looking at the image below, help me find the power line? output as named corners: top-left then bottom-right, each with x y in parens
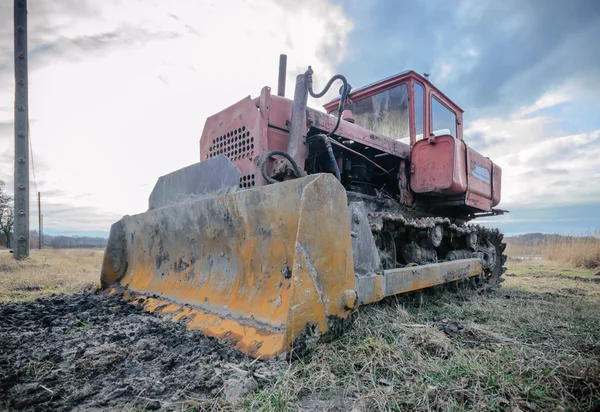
top-left (28, 120), bottom-right (42, 249)
top-left (28, 120), bottom-right (37, 195)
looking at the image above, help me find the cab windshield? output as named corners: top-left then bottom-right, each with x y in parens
top-left (342, 83), bottom-right (410, 142)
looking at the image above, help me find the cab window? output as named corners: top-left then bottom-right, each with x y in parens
top-left (414, 82), bottom-right (424, 140)
top-left (431, 96), bottom-right (457, 138)
top-left (341, 83), bottom-right (410, 142)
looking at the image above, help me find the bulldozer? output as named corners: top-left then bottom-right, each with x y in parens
top-left (101, 56), bottom-right (506, 359)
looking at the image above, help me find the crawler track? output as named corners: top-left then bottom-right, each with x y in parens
top-left (367, 212), bottom-right (507, 290)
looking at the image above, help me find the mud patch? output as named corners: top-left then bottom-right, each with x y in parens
top-left (507, 272), bottom-right (600, 283)
top-left (0, 293), bottom-right (285, 410)
top-left (297, 388), bottom-right (364, 411)
top-left (10, 285), bottom-right (42, 292)
top-left (559, 287), bottom-right (588, 296)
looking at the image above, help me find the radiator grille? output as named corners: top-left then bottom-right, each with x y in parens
top-left (207, 125), bottom-right (255, 162)
top-left (239, 173), bottom-right (255, 189)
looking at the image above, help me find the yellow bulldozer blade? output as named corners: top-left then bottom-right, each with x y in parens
top-left (101, 157), bottom-right (487, 359)
top-left (101, 173), bottom-right (356, 359)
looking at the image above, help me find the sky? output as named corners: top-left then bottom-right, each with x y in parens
top-left (0, 0), bottom-right (599, 237)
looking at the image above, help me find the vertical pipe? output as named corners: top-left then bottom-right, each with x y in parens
top-left (287, 71), bottom-right (309, 167)
top-left (13, 0), bottom-right (29, 259)
top-left (277, 54), bottom-right (287, 97)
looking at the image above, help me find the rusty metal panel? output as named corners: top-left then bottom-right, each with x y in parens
top-left (200, 90), bottom-right (267, 188)
top-left (465, 191), bottom-right (494, 211)
top-left (266, 93), bottom-right (411, 160)
top-left (356, 258), bottom-right (482, 305)
top-left (492, 163), bottom-right (502, 207)
top-left (268, 94), bottom-right (293, 131)
top-left (466, 146), bottom-right (493, 200)
top-left (308, 108), bottom-right (411, 159)
top-left (411, 135), bottom-right (467, 194)
top-left (101, 174), bottom-right (355, 359)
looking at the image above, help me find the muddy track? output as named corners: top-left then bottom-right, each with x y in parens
top-left (0, 293), bottom-right (284, 411)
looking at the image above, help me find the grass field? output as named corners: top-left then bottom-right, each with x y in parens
top-left (0, 249), bottom-right (102, 301)
top-left (1, 249), bottom-right (599, 411)
top-left (243, 260), bottom-right (600, 411)
top-left (506, 235), bottom-right (600, 269)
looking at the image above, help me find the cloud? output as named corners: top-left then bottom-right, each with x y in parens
top-left (1, 0), bottom-right (598, 236)
top-left (338, 0), bottom-right (600, 117)
top-left (0, 0), bottom-right (353, 234)
top-left (465, 105), bottom-right (600, 207)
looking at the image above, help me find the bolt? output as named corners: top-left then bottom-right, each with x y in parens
top-left (281, 266), bottom-right (292, 279)
top-left (343, 290), bottom-right (357, 310)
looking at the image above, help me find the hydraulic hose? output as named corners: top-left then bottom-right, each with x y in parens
top-left (260, 150), bottom-right (304, 184)
top-left (307, 68), bottom-right (351, 137)
top-left (314, 134), bottom-right (341, 181)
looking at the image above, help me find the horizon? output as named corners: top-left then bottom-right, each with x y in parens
top-left (1, 0), bottom-right (599, 237)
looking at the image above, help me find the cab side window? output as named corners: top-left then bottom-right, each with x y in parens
top-left (414, 82), bottom-right (424, 140)
top-left (431, 96), bottom-right (457, 138)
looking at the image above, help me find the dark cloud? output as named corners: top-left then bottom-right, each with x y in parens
top-left (529, 134), bottom-right (600, 167)
top-left (466, 131), bottom-right (507, 152)
top-left (338, 0), bottom-right (600, 117)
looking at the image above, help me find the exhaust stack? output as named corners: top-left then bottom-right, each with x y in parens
top-left (277, 54), bottom-right (287, 97)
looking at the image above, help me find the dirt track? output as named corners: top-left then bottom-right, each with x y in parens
top-left (0, 292), bottom-right (284, 410)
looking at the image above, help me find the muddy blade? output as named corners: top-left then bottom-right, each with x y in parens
top-left (101, 174), bottom-right (355, 359)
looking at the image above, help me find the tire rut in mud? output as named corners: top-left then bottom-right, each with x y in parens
top-left (0, 292), bottom-right (282, 410)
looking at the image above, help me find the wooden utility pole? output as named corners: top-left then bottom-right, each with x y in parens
top-left (13, 0), bottom-right (29, 259)
top-left (37, 191), bottom-right (41, 249)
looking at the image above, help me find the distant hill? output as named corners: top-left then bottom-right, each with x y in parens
top-left (506, 232), bottom-right (600, 268)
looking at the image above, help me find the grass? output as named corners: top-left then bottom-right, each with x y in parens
top-left (1, 249), bottom-right (599, 410)
top-left (242, 261), bottom-right (600, 411)
top-left (506, 235), bottom-right (600, 269)
top-left (0, 248), bottom-right (103, 301)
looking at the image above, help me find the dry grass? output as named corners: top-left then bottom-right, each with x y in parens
top-left (507, 235), bottom-right (600, 269)
top-left (0, 248), bottom-right (104, 301)
top-left (243, 260), bottom-right (600, 411)
top-left (1, 249), bottom-right (599, 410)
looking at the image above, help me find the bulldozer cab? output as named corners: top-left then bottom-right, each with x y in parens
top-left (323, 71), bottom-right (464, 146)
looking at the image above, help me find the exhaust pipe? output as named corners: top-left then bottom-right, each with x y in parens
top-left (277, 54), bottom-right (287, 97)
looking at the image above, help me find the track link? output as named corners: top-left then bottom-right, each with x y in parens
top-left (367, 212), bottom-right (507, 290)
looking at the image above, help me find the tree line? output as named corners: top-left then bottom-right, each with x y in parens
top-left (0, 180), bottom-right (14, 247)
top-left (28, 230), bottom-right (107, 249)
top-left (0, 180), bottom-right (107, 249)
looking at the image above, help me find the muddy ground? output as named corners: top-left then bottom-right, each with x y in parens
top-left (0, 292), bottom-right (285, 411)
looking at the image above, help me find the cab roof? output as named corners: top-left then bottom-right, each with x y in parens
top-left (323, 70), bottom-right (464, 114)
